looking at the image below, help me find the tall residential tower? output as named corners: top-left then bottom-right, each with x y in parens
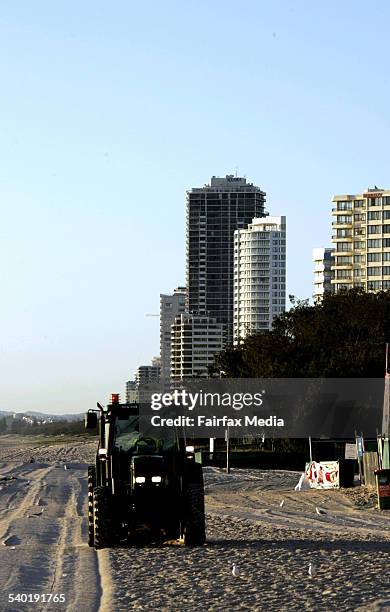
top-left (160, 287), bottom-right (186, 381)
top-left (234, 216), bottom-right (286, 342)
top-left (186, 175), bottom-right (266, 345)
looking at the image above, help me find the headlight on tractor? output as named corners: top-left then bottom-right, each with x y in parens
top-left (151, 476), bottom-right (162, 483)
top-left (135, 476), bottom-right (146, 484)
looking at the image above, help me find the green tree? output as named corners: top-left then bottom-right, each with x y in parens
top-left (214, 289), bottom-right (390, 378)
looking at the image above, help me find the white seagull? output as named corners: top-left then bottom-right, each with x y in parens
top-left (308, 563), bottom-right (315, 577)
top-left (232, 563), bottom-right (240, 577)
top-left (294, 473), bottom-right (305, 491)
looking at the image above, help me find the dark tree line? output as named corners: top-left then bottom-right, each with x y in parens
top-left (214, 289), bottom-right (390, 378)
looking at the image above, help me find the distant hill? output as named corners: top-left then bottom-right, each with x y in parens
top-left (0, 410), bottom-right (84, 422)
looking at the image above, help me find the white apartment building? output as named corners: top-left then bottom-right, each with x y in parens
top-left (170, 314), bottom-right (224, 382)
top-left (331, 187), bottom-right (390, 292)
top-left (135, 364), bottom-right (160, 388)
top-left (234, 216), bottom-right (286, 342)
top-left (125, 380), bottom-right (139, 404)
top-left (160, 287), bottom-right (186, 381)
top-left (313, 247), bottom-right (334, 303)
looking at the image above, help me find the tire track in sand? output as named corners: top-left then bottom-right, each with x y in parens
top-left (46, 469), bottom-right (110, 612)
top-left (0, 465), bottom-right (53, 541)
top-left (97, 550), bottom-right (115, 612)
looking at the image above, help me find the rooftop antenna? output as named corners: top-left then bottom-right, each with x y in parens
top-left (235, 166), bottom-right (238, 177)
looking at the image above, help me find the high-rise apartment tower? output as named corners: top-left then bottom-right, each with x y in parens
top-left (234, 216), bottom-right (286, 341)
top-left (186, 175), bottom-right (266, 345)
top-left (160, 287), bottom-right (186, 381)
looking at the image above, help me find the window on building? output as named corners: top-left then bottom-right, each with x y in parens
top-left (337, 201), bottom-right (352, 211)
top-left (368, 197), bottom-right (382, 206)
top-left (368, 211), bottom-right (381, 220)
top-left (368, 281), bottom-right (382, 289)
top-left (338, 215), bottom-right (352, 224)
top-left (337, 243), bottom-right (351, 252)
top-left (367, 267), bottom-right (381, 276)
top-left (368, 253), bottom-right (381, 262)
top-left (368, 239), bottom-right (382, 248)
top-left (336, 256), bottom-right (352, 264)
top-left (354, 241), bottom-right (366, 249)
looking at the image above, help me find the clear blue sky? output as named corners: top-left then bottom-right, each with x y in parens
top-left (1, 1), bottom-right (390, 413)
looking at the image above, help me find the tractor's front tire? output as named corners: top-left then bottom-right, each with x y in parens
top-left (87, 466), bottom-right (96, 547)
top-left (183, 463), bottom-right (206, 546)
top-left (93, 486), bottom-right (111, 549)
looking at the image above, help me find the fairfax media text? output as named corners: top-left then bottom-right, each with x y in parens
top-left (150, 415), bottom-right (285, 428)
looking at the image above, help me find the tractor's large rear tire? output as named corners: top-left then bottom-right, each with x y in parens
top-left (183, 463), bottom-right (206, 546)
top-left (87, 466), bottom-right (96, 547)
top-left (93, 486), bottom-right (111, 549)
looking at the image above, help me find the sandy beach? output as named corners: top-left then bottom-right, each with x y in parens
top-left (0, 436), bottom-right (389, 611)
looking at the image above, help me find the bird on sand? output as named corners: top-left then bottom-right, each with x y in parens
top-left (294, 473), bottom-right (305, 491)
top-left (232, 563), bottom-right (240, 577)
